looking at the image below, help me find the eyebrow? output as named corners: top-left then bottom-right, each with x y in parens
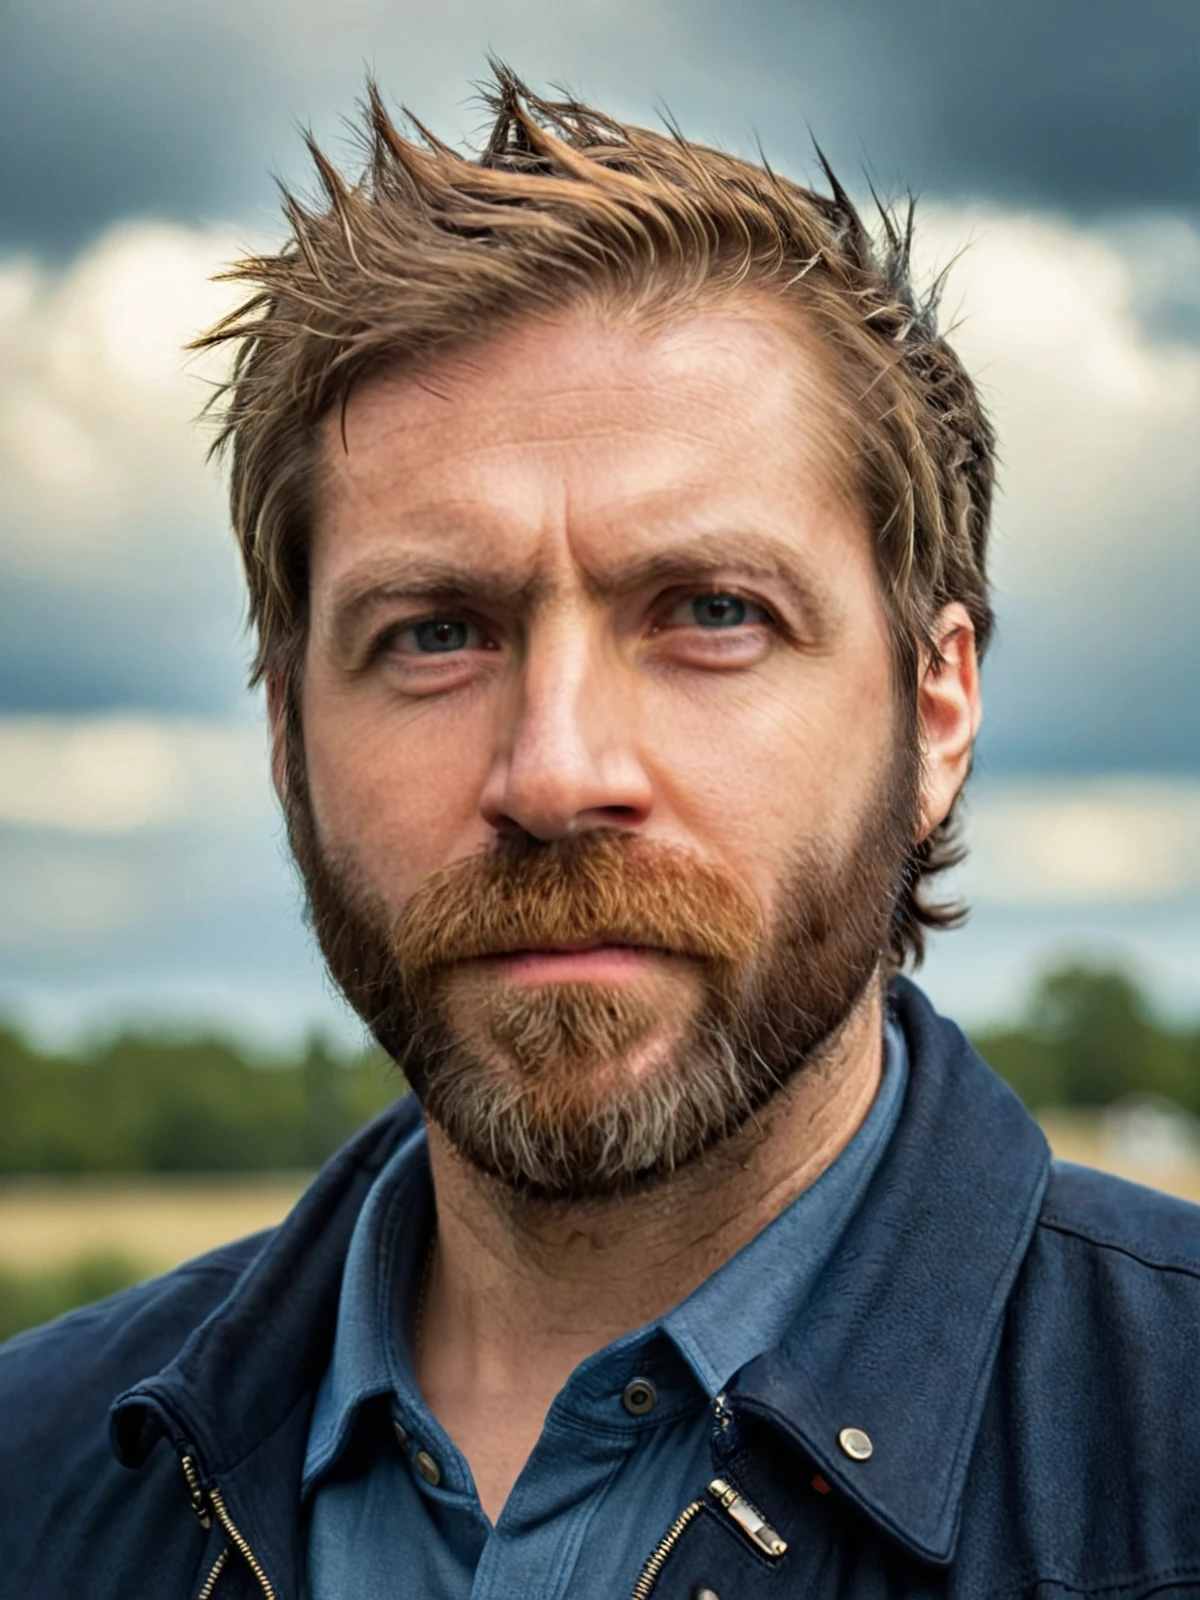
top-left (324, 531), bottom-right (839, 658)
top-left (324, 557), bottom-right (546, 660)
top-left (590, 532), bottom-right (839, 632)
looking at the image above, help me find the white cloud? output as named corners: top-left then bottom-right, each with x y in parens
top-left (2, 202), bottom-right (1195, 581)
top-left (0, 847), bottom-right (151, 943)
top-left (0, 199), bottom-right (1196, 760)
top-left (911, 206), bottom-right (1200, 597)
top-left (0, 716), bottom-right (1197, 1037)
top-left (962, 777), bottom-right (1200, 905)
top-left (0, 715), bottom-right (271, 833)
top-left (0, 222), bottom-right (241, 577)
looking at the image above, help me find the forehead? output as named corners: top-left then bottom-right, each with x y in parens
top-left (311, 300), bottom-right (863, 588)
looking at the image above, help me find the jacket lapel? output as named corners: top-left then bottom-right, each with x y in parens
top-left (729, 979), bottom-right (1050, 1564)
top-left (110, 1095), bottom-right (423, 1598)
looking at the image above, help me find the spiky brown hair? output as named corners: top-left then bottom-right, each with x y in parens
top-left (196, 64), bottom-right (995, 970)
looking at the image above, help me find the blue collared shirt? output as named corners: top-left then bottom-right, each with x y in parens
top-left (302, 1020), bottom-right (908, 1598)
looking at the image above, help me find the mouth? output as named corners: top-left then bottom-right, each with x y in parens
top-left (473, 938), bottom-right (673, 986)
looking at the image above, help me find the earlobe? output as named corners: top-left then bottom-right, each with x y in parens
top-left (917, 604), bottom-right (982, 840)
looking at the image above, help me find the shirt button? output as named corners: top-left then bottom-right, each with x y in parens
top-left (622, 1378), bottom-right (658, 1416)
top-left (414, 1449), bottom-right (442, 1486)
top-left (838, 1426), bottom-right (874, 1461)
top-left (392, 1420), bottom-right (409, 1451)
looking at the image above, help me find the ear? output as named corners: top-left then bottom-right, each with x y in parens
top-left (264, 670), bottom-right (290, 807)
top-left (917, 603), bottom-right (982, 840)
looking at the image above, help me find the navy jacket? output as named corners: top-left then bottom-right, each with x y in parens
top-left (3, 980), bottom-right (1200, 1599)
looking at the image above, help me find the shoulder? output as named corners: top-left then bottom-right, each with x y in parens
top-left (1013, 1159), bottom-right (1200, 1365)
top-left (1037, 1158), bottom-right (1200, 1275)
top-left (993, 1164), bottom-right (1200, 1549)
top-left (1014, 1158), bottom-right (1200, 1379)
top-left (0, 1237), bottom-right (265, 1589)
top-left (0, 1229), bottom-right (268, 1450)
top-left (953, 1164), bottom-right (1200, 1585)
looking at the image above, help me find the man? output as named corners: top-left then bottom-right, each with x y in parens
top-left (2, 69), bottom-right (1198, 1599)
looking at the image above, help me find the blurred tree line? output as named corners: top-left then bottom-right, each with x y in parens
top-left (0, 963), bottom-right (1197, 1178)
top-left (2, 961), bottom-right (1198, 1341)
top-left (0, 1025), bottom-right (401, 1176)
top-left (971, 964), bottom-right (1200, 1115)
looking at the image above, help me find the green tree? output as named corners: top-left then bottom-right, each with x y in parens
top-left (972, 963), bottom-right (1198, 1114)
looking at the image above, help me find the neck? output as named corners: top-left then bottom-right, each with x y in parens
top-left (414, 979), bottom-right (886, 1520)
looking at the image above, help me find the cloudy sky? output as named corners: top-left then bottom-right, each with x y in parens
top-left (1, 0), bottom-right (1197, 1043)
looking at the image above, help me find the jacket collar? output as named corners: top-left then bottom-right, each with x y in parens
top-left (110, 1095), bottom-right (424, 1595)
top-left (110, 980), bottom-right (1049, 1582)
top-left (730, 977), bottom-right (1050, 1566)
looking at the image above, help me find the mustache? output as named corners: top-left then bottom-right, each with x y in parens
top-left (390, 829), bottom-right (762, 987)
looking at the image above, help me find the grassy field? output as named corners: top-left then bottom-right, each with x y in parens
top-left (1036, 1111), bottom-right (1200, 1204)
top-left (0, 1172), bottom-right (311, 1274)
top-left (1, 1116), bottom-right (1198, 1342)
top-left (1, 1117), bottom-right (1198, 1285)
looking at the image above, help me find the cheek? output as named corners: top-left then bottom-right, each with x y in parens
top-left (642, 653), bottom-right (894, 878)
top-left (301, 684), bottom-right (494, 898)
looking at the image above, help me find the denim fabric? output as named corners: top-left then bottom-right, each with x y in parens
top-left (5, 981), bottom-right (1200, 1599)
top-left (301, 1023), bottom-right (908, 1599)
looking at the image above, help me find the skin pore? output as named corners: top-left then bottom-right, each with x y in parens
top-left (276, 299), bottom-right (980, 1522)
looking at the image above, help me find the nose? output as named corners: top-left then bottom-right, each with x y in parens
top-left (479, 615), bottom-right (654, 841)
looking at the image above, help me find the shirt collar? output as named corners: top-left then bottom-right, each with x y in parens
top-left (303, 1119), bottom-right (433, 1493)
top-left (302, 1017), bottom-right (909, 1495)
top-left (110, 981), bottom-right (1050, 1583)
top-left (663, 1017), bottom-right (908, 1397)
top-left (728, 977), bottom-right (1050, 1567)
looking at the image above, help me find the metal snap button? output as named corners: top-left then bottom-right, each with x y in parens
top-left (414, 1449), bottom-right (442, 1485)
top-left (838, 1426), bottom-right (873, 1461)
top-left (392, 1419), bottom-right (409, 1451)
top-left (693, 1589), bottom-right (721, 1600)
top-left (622, 1377), bottom-right (658, 1416)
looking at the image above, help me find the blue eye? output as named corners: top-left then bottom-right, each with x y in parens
top-left (690, 594), bottom-right (752, 628)
top-left (412, 619), bottom-right (471, 653)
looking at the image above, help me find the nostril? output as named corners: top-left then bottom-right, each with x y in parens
top-left (491, 813), bottom-right (530, 839)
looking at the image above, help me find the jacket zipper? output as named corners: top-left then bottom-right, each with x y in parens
top-left (197, 1547), bottom-right (229, 1600)
top-left (182, 1454), bottom-right (782, 1600)
top-left (630, 1497), bottom-right (705, 1600)
top-left (181, 1454), bottom-right (278, 1600)
top-left (706, 1476), bottom-right (788, 1556)
top-left (630, 1476), bottom-right (787, 1598)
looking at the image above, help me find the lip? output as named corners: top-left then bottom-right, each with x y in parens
top-left (478, 941), bottom-right (669, 985)
top-left (495, 937), bottom-right (653, 956)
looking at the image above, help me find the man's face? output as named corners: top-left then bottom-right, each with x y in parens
top-left (287, 301), bottom-right (916, 1196)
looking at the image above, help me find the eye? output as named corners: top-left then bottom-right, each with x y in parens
top-left (386, 616), bottom-right (487, 656)
top-left (666, 592), bottom-right (773, 630)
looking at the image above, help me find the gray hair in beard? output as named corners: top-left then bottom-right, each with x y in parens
top-left (280, 693), bottom-right (920, 1199)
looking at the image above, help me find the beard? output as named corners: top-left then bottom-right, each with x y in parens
top-left (283, 711), bottom-right (919, 1201)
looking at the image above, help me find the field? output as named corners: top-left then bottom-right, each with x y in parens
top-left (1036, 1110), bottom-right (1200, 1204)
top-left (0, 1171), bottom-right (310, 1274)
top-left (1, 1117), bottom-right (1198, 1287)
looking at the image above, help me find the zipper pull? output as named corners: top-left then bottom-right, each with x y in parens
top-left (706, 1477), bottom-right (788, 1558)
top-left (181, 1452), bottom-right (213, 1529)
top-left (713, 1392), bottom-right (734, 1435)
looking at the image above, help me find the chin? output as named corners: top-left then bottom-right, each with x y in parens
top-left (441, 970), bottom-right (702, 1080)
top-left (410, 998), bottom-right (771, 1201)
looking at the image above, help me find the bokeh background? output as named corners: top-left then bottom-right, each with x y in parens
top-left (1, 0), bottom-right (1197, 1335)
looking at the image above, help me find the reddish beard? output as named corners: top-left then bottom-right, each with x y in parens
top-left (283, 715), bottom-right (919, 1199)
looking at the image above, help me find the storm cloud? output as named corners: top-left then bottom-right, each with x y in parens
top-left (0, 0), bottom-right (1195, 259)
top-left (1, 0), bottom-right (1197, 1033)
